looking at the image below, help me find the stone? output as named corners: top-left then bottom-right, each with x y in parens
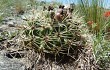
top-left (0, 51), bottom-right (26, 70)
top-left (8, 24), bottom-right (15, 27)
top-left (7, 21), bottom-right (15, 27)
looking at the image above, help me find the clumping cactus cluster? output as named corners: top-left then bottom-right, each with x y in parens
top-left (19, 4), bottom-right (87, 61)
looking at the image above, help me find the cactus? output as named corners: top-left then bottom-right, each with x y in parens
top-left (20, 9), bottom-right (86, 60)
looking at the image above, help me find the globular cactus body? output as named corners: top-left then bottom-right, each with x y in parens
top-left (21, 7), bottom-right (85, 57)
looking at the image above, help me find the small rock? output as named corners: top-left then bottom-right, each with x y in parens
top-left (21, 16), bottom-right (28, 21)
top-left (8, 24), bottom-right (15, 27)
top-left (7, 21), bottom-right (16, 27)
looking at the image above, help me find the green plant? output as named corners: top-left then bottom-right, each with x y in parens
top-left (76, 0), bottom-right (110, 69)
top-left (93, 32), bottom-right (110, 70)
top-left (19, 9), bottom-right (86, 61)
top-left (77, 0), bottom-right (105, 33)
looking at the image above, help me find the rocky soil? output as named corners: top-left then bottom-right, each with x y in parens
top-left (0, 14), bottom-right (33, 70)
